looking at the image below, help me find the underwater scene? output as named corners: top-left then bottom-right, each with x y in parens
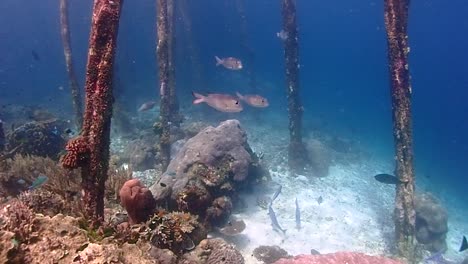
top-left (0, 0), bottom-right (467, 263)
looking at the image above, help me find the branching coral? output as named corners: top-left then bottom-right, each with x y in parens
top-left (0, 154), bottom-right (80, 198)
top-left (0, 200), bottom-right (36, 243)
top-left (106, 164), bottom-right (132, 202)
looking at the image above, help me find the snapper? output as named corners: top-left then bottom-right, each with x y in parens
top-left (192, 92), bottom-right (243, 113)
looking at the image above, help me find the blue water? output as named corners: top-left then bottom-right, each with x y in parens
top-left (0, 0), bottom-right (467, 207)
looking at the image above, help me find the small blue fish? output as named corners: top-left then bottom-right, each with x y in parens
top-left (29, 175), bottom-right (48, 190)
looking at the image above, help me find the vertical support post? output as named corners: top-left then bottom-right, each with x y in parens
top-left (156, 0), bottom-right (172, 171)
top-left (281, 0), bottom-right (308, 174)
top-left (236, 0), bottom-right (257, 90)
top-left (167, 0), bottom-right (181, 126)
top-left (0, 119), bottom-right (5, 152)
top-left (60, 0), bottom-right (83, 128)
top-left (61, 0), bottom-right (123, 226)
top-left (384, 0), bottom-right (416, 261)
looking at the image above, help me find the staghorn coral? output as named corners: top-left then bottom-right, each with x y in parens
top-left (0, 154), bottom-right (80, 198)
top-left (146, 211), bottom-right (206, 255)
top-left (119, 179), bottom-right (156, 224)
top-left (106, 164), bottom-right (133, 202)
top-left (0, 200), bottom-right (37, 243)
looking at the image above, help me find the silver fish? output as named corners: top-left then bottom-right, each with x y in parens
top-left (295, 198), bottom-right (301, 230)
top-left (214, 56), bottom-right (243, 70)
top-left (269, 185), bottom-right (282, 206)
top-left (268, 205), bottom-right (286, 234)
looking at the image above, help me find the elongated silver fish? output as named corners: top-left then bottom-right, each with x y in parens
top-left (295, 198), bottom-right (301, 230)
top-left (268, 205), bottom-right (286, 234)
top-left (269, 185), bottom-right (282, 206)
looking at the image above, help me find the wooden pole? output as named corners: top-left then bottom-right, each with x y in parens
top-left (167, 0), bottom-right (181, 126)
top-left (236, 0), bottom-right (257, 90)
top-left (61, 0), bottom-right (123, 226)
top-left (156, 0), bottom-right (172, 171)
top-left (59, 0), bottom-right (83, 128)
top-left (281, 0), bottom-right (308, 174)
top-left (384, 0), bottom-right (416, 261)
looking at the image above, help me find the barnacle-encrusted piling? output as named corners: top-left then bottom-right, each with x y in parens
top-left (167, 0), bottom-right (180, 126)
top-left (384, 0), bottom-right (416, 260)
top-left (236, 0), bottom-right (256, 90)
top-left (178, 0), bottom-right (204, 87)
top-left (156, 0), bottom-right (174, 170)
top-left (59, 0), bottom-right (83, 128)
top-left (0, 119), bottom-right (5, 152)
top-left (61, 0), bottom-right (123, 225)
top-left (281, 0), bottom-right (308, 174)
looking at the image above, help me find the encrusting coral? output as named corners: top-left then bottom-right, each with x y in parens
top-left (145, 211), bottom-right (207, 255)
top-left (414, 192), bottom-right (448, 252)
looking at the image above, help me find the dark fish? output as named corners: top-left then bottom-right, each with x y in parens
top-left (310, 249), bottom-right (321, 255)
top-left (268, 205), bottom-right (286, 234)
top-left (215, 56), bottom-right (243, 70)
top-left (64, 128), bottom-right (73, 134)
top-left (317, 196), bottom-right (323, 205)
top-left (31, 50), bottom-right (40, 61)
top-left (374, 173), bottom-right (409, 185)
top-left (269, 185), bottom-right (282, 206)
top-left (295, 198), bottom-right (301, 230)
top-left (460, 235), bottom-right (467, 252)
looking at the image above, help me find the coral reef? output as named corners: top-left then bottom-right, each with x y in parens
top-left (122, 137), bottom-right (158, 171)
top-left (106, 164), bottom-right (133, 202)
top-left (305, 138), bottom-right (331, 178)
top-left (0, 212), bottom-right (158, 263)
top-left (150, 120), bottom-right (266, 227)
top-left (145, 211), bottom-right (207, 255)
top-left (179, 238), bottom-right (244, 264)
top-left (18, 189), bottom-right (79, 217)
top-left (414, 192), bottom-right (448, 252)
top-left (0, 154), bottom-right (80, 198)
top-left (0, 200), bottom-right (36, 243)
top-left (273, 252), bottom-right (402, 264)
top-left (119, 179), bottom-right (156, 224)
top-left (6, 120), bottom-right (67, 159)
top-left (218, 218), bottom-right (245, 236)
top-left (253, 245), bottom-right (290, 264)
